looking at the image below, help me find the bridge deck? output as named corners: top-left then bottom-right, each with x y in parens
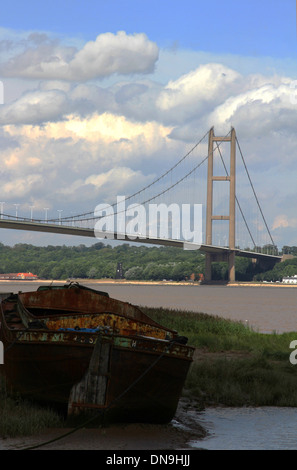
top-left (0, 219), bottom-right (281, 263)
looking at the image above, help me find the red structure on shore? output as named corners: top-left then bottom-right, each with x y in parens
top-left (0, 272), bottom-right (38, 280)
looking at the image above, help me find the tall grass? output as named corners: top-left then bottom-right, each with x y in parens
top-left (143, 306), bottom-right (297, 356)
top-left (0, 375), bottom-right (63, 438)
top-left (185, 356), bottom-right (297, 407)
top-left (144, 306), bottom-right (297, 407)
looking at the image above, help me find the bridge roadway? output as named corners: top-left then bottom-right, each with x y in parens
top-left (0, 218), bottom-right (281, 266)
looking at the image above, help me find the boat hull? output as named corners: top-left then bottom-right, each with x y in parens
top-left (1, 329), bottom-right (193, 424)
top-left (0, 284), bottom-right (194, 424)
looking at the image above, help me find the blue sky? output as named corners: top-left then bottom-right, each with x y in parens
top-left (0, 0), bottom-right (297, 249)
top-left (2, 0), bottom-right (295, 57)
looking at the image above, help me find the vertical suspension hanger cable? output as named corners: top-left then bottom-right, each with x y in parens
top-left (235, 136), bottom-right (276, 252)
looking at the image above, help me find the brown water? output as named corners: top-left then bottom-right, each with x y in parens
top-left (85, 283), bottom-right (297, 334)
top-left (1, 281), bottom-right (297, 333)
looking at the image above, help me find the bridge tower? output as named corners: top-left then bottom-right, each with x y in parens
top-left (205, 127), bottom-right (236, 282)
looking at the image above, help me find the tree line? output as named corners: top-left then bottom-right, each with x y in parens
top-left (0, 242), bottom-right (296, 282)
top-left (0, 242), bottom-right (205, 281)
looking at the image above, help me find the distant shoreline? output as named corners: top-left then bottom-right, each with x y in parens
top-left (0, 279), bottom-right (296, 287)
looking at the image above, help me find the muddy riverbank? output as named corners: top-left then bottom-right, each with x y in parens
top-left (0, 398), bottom-right (206, 450)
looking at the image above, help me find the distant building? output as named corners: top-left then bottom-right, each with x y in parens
top-left (115, 263), bottom-right (124, 279)
top-left (282, 275), bottom-right (297, 284)
top-left (0, 272), bottom-right (38, 280)
top-left (17, 272), bottom-right (39, 280)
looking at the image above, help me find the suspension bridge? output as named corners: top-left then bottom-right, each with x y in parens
top-left (0, 127), bottom-right (282, 281)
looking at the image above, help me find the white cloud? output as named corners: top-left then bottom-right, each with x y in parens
top-left (3, 174), bottom-right (44, 198)
top-left (156, 63), bottom-right (241, 122)
top-left (1, 112), bottom-right (175, 211)
top-left (85, 167), bottom-right (147, 188)
top-left (68, 32), bottom-right (159, 80)
top-left (207, 79), bottom-right (296, 136)
top-left (0, 89), bottom-right (69, 124)
top-left (0, 31), bottom-right (159, 81)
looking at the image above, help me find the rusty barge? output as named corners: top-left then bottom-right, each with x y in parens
top-left (0, 283), bottom-right (194, 424)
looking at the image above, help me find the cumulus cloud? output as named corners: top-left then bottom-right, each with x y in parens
top-left (0, 31), bottom-right (159, 81)
top-left (164, 72), bottom-right (297, 147)
top-left (0, 89), bottom-right (69, 124)
top-left (2, 28), bottom-right (297, 247)
top-left (207, 79), bottom-right (296, 136)
top-left (2, 174), bottom-right (44, 198)
top-left (0, 111), bottom-right (175, 212)
top-left (156, 63), bottom-right (241, 123)
top-left (68, 32), bottom-right (159, 80)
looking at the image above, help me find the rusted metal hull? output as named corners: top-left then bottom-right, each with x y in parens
top-left (0, 284), bottom-right (194, 424)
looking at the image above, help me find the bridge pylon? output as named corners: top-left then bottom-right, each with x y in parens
top-left (205, 127), bottom-right (236, 282)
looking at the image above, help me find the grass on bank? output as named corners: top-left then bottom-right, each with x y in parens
top-left (143, 306), bottom-right (297, 358)
top-left (1, 306), bottom-right (297, 437)
top-left (144, 306), bottom-right (297, 408)
top-left (0, 376), bottom-right (62, 438)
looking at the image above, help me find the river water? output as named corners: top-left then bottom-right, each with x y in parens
top-left (86, 282), bottom-right (297, 334)
top-left (3, 281), bottom-right (297, 333)
top-left (2, 281), bottom-right (297, 450)
top-left (189, 406), bottom-right (297, 450)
